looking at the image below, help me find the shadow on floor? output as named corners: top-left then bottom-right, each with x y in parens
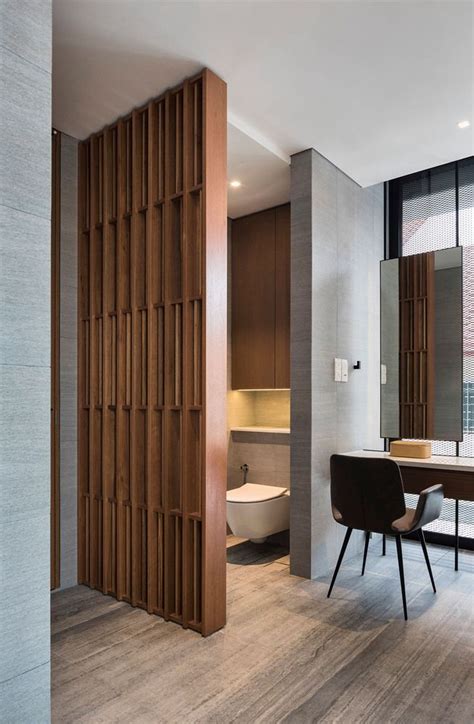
top-left (226, 538), bottom-right (289, 566)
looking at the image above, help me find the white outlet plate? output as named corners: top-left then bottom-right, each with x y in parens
top-left (341, 358), bottom-right (348, 382)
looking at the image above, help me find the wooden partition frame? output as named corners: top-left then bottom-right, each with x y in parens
top-left (78, 69), bottom-right (227, 634)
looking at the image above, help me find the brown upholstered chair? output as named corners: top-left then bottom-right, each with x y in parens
top-left (328, 454), bottom-right (444, 619)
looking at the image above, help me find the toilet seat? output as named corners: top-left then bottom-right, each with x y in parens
top-left (226, 483), bottom-right (287, 504)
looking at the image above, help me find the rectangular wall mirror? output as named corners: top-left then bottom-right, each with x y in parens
top-left (381, 247), bottom-right (463, 441)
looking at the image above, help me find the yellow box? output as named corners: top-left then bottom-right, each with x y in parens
top-left (389, 440), bottom-right (432, 459)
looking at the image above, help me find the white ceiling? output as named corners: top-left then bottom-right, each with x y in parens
top-left (54, 0), bottom-right (473, 197)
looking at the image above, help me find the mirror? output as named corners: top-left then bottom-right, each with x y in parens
top-left (381, 247), bottom-right (463, 441)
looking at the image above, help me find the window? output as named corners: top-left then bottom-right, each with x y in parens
top-left (388, 156), bottom-right (474, 540)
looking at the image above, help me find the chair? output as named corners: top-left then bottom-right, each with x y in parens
top-left (327, 454), bottom-right (444, 619)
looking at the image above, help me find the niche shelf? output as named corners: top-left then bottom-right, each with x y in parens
top-left (231, 426), bottom-right (289, 434)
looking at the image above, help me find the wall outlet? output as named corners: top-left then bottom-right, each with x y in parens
top-left (381, 364), bottom-right (387, 385)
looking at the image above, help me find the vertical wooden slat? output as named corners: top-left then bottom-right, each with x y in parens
top-left (130, 109), bottom-right (140, 606)
top-left (116, 119), bottom-right (127, 601)
top-left (78, 140), bottom-right (88, 584)
top-left (201, 69), bottom-right (227, 635)
top-left (102, 126), bottom-right (112, 595)
top-left (181, 80), bottom-right (190, 625)
top-left (89, 136), bottom-right (98, 589)
top-left (146, 100), bottom-right (156, 613)
top-left (163, 89), bottom-right (171, 621)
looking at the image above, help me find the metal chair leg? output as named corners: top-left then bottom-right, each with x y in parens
top-left (361, 531), bottom-right (370, 575)
top-left (327, 527), bottom-right (353, 598)
top-left (418, 528), bottom-right (436, 593)
top-left (395, 535), bottom-right (408, 620)
top-left (455, 499), bottom-right (459, 571)
top-left (382, 534), bottom-right (386, 556)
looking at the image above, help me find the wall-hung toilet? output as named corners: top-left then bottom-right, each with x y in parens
top-left (226, 483), bottom-right (290, 543)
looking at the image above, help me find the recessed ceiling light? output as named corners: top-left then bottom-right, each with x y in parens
top-left (457, 120), bottom-right (470, 129)
top-left (229, 180), bottom-right (242, 188)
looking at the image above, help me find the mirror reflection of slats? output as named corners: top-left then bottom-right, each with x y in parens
top-left (399, 253), bottom-right (435, 439)
top-left (381, 247), bottom-right (463, 442)
top-left (78, 70), bottom-right (227, 634)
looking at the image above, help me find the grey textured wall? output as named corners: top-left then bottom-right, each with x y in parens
top-left (0, 0), bottom-right (52, 720)
top-left (290, 149), bottom-right (383, 580)
top-left (59, 134), bottom-right (78, 589)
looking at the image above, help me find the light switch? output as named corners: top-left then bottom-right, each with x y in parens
top-left (341, 358), bottom-right (348, 382)
top-left (334, 358), bottom-right (342, 382)
top-left (381, 364), bottom-right (387, 385)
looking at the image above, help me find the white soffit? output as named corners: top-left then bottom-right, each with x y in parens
top-left (227, 123), bottom-right (290, 218)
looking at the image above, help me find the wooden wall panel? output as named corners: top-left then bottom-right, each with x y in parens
top-left (275, 204), bottom-right (291, 388)
top-left (231, 208), bottom-right (276, 389)
top-left (78, 69), bottom-right (227, 634)
top-left (231, 203), bottom-right (290, 390)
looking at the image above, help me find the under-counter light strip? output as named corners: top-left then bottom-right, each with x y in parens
top-left (235, 388), bottom-right (290, 392)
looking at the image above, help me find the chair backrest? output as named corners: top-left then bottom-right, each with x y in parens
top-left (330, 454), bottom-right (406, 534)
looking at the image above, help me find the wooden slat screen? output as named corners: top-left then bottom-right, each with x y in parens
top-left (78, 70), bottom-right (227, 634)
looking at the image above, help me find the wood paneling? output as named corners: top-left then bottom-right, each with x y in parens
top-left (401, 466), bottom-right (474, 502)
top-left (78, 69), bottom-right (227, 634)
top-left (275, 204), bottom-right (290, 388)
top-left (51, 128), bottom-right (61, 590)
top-left (399, 252), bottom-right (435, 439)
top-left (231, 203), bottom-right (290, 390)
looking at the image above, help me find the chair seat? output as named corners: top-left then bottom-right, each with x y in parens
top-left (391, 508), bottom-right (417, 533)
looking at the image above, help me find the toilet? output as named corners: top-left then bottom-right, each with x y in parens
top-left (226, 483), bottom-right (290, 543)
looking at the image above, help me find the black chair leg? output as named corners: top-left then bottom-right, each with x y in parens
top-left (382, 534), bottom-right (386, 556)
top-left (327, 527), bottom-right (353, 598)
top-left (418, 528), bottom-right (436, 593)
top-left (361, 531), bottom-right (370, 575)
top-left (395, 535), bottom-right (408, 621)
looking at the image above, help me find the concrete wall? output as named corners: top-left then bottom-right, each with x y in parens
top-left (0, 1), bottom-right (52, 719)
top-left (290, 148), bottom-right (384, 580)
top-left (59, 134), bottom-right (78, 589)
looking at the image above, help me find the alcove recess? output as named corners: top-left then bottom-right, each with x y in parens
top-left (78, 69), bottom-right (227, 635)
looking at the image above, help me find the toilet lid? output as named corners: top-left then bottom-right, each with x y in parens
top-left (226, 483), bottom-right (288, 503)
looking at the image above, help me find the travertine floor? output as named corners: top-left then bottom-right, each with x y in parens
top-left (51, 537), bottom-right (473, 723)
